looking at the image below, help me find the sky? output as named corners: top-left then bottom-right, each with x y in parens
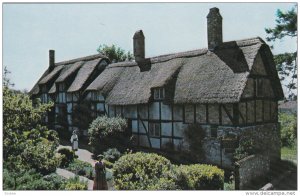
top-left (3, 2), bottom-right (297, 92)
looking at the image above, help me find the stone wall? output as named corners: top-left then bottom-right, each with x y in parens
top-left (201, 123), bottom-right (280, 169)
top-left (235, 154), bottom-right (270, 190)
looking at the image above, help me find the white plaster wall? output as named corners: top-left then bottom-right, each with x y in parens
top-left (149, 102), bottom-right (160, 120)
top-left (138, 120), bottom-right (148, 134)
top-left (173, 122), bottom-right (184, 137)
top-left (150, 138), bottom-right (160, 149)
top-left (161, 122), bottom-right (172, 136)
top-left (161, 103), bottom-right (172, 120)
top-left (132, 120), bottom-right (138, 133)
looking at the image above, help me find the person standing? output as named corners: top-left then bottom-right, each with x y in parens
top-left (93, 155), bottom-right (108, 190)
top-left (70, 130), bottom-right (78, 151)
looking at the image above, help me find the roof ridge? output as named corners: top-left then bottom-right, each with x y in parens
top-left (105, 37), bottom-right (264, 69)
top-left (55, 53), bottom-right (107, 66)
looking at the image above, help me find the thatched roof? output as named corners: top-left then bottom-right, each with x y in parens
top-left (29, 53), bottom-right (107, 96)
top-left (86, 37), bottom-right (284, 105)
top-left (67, 58), bottom-right (104, 93)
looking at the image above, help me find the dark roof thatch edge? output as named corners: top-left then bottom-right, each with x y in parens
top-left (55, 53), bottom-right (108, 66)
top-left (29, 69), bottom-right (49, 96)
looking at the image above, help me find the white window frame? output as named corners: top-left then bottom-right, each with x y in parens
top-left (149, 122), bottom-right (160, 137)
top-left (153, 88), bottom-right (165, 100)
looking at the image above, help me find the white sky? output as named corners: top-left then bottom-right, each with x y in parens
top-left (2, 2), bottom-right (297, 91)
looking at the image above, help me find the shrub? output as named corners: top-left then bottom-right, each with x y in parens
top-left (233, 135), bottom-right (256, 161)
top-left (43, 173), bottom-right (67, 190)
top-left (103, 159), bottom-right (114, 169)
top-left (66, 159), bottom-right (94, 180)
top-left (113, 152), bottom-right (177, 190)
top-left (3, 168), bottom-right (66, 190)
top-left (183, 124), bottom-right (206, 162)
top-left (65, 176), bottom-right (88, 190)
top-left (175, 164), bottom-right (224, 190)
top-left (58, 148), bottom-right (75, 168)
top-left (88, 116), bottom-right (128, 155)
top-left (279, 112), bottom-right (297, 147)
top-left (103, 148), bottom-right (121, 163)
top-left (22, 140), bottom-right (61, 175)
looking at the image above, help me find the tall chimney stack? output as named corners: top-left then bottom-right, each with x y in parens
top-left (49, 50), bottom-right (55, 71)
top-left (207, 7), bottom-right (223, 51)
top-left (133, 30), bottom-right (145, 62)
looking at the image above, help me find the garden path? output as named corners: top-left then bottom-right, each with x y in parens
top-left (56, 168), bottom-right (94, 190)
top-left (56, 145), bottom-right (114, 190)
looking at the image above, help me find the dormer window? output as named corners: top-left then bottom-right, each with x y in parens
top-left (153, 88), bottom-right (165, 100)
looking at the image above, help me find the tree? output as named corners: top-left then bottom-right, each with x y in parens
top-left (97, 44), bottom-right (133, 63)
top-left (3, 68), bottom-right (60, 178)
top-left (265, 6), bottom-right (297, 100)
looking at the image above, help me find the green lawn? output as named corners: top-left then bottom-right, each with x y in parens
top-left (281, 146), bottom-right (297, 163)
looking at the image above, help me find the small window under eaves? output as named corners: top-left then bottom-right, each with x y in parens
top-left (153, 88), bottom-right (165, 100)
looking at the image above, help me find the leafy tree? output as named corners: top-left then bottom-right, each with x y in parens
top-left (265, 6), bottom-right (297, 100)
top-left (72, 100), bottom-right (94, 136)
top-left (279, 112), bottom-right (297, 147)
top-left (97, 44), bottom-right (133, 63)
top-left (88, 116), bottom-right (128, 155)
top-left (3, 68), bottom-right (60, 185)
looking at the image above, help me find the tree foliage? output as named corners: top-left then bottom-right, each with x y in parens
top-left (265, 6), bottom-right (297, 100)
top-left (279, 112), bottom-right (297, 147)
top-left (88, 116), bottom-right (129, 155)
top-left (97, 44), bottom-right (133, 63)
top-left (3, 68), bottom-right (60, 182)
top-left (265, 7), bottom-right (297, 41)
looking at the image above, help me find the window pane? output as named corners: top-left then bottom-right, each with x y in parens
top-left (160, 88), bottom-right (164, 99)
top-left (154, 89), bottom-right (159, 99)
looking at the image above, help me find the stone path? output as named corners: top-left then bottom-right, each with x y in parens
top-left (56, 144), bottom-right (114, 190)
top-left (56, 168), bottom-right (94, 190)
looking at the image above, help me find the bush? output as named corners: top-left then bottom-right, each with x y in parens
top-left (88, 116), bottom-right (128, 155)
top-left (183, 124), bottom-right (206, 162)
top-left (103, 148), bottom-right (121, 163)
top-left (175, 164), bottom-right (224, 190)
top-left (103, 159), bottom-right (114, 169)
top-left (58, 148), bottom-right (75, 168)
top-left (65, 176), bottom-right (88, 190)
top-left (279, 113), bottom-right (297, 147)
top-left (66, 159), bottom-right (94, 180)
top-left (43, 173), bottom-right (67, 190)
top-left (113, 152), bottom-right (177, 190)
top-left (3, 168), bottom-right (66, 190)
top-left (22, 140), bottom-right (61, 175)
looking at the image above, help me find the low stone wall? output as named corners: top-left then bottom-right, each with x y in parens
top-left (235, 154), bottom-right (270, 190)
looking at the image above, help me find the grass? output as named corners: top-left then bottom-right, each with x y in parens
top-left (281, 145), bottom-right (297, 163)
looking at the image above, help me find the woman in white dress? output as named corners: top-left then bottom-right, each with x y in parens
top-left (70, 130), bottom-right (78, 151)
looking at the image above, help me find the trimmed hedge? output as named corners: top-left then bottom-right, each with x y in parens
top-left (113, 152), bottom-right (177, 190)
top-left (175, 164), bottom-right (224, 190)
top-left (66, 159), bottom-right (94, 180)
top-left (113, 152), bottom-right (224, 190)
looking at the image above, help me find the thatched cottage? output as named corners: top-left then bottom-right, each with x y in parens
top-left (30, 7), bottom-right (283, 169)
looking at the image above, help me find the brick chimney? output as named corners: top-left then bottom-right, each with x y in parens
top-left (49, 50), bottom-right (55, 71)
top-left (133, 30), bottom-right (145, 62)
top-left (207, 7), bottom-right (223, 51)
